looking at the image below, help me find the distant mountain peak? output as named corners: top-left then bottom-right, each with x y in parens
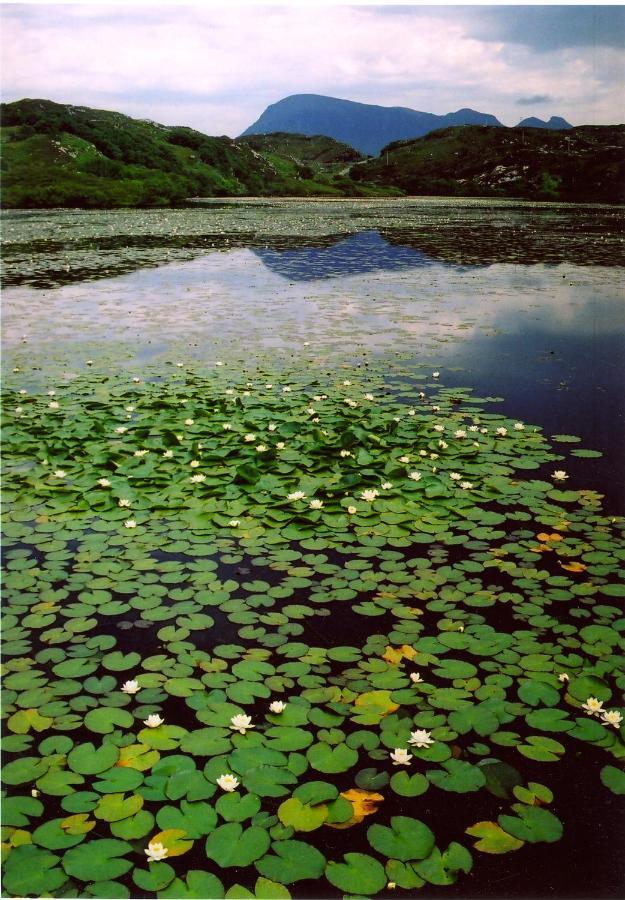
top-left (241, 94), bottom-right (503, 155)
top-left (515, 115), bottom-right (573, 130)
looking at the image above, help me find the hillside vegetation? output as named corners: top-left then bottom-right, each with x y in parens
top-left (1, 99), bottom-right (622, 207)
top-left (352, 125), bottom-right (625, 203)
top-left (0, 99), bottom-right (390, 207)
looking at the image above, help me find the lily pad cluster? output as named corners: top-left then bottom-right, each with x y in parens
top-left (2, 363), bottom-right (624, 898)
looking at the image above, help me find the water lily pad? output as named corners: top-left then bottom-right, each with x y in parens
top-left (255, 839), bottom-right (326, 883)
top-left (368, 815), bottom-right (435, 862)
top-left (466, 821), bottom-right (525, 854)
top-left (62, 838), bottom-right (133, 881)
top-left (205, 822), bottom-right (270, 867)
top-left (325, 852), bottom-right (387, 895)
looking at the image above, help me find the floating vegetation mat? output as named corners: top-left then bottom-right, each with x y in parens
top-left (2, 361), bottom-right (624, 899)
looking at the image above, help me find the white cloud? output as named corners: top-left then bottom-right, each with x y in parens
top-left (1, 4), bottom-right (623, 134)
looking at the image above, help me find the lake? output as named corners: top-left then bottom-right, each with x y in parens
top-left (2, 199), bottom-right (624, 900)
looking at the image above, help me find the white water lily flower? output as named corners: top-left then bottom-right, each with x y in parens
top-left (480, 427), bottom-right (488, 434)
top-left (432, 371), bottom-right (440, 378)
top-left (269, 700), bottom-right (287, 714)
top-left (162, 449), bottom-right (174, 458)
top-left (222, 423), bottom-right (233, 431)
top-left (115, 426), bottom-right (128, 434)
top-left (15, 407), bottom-right (23, 414)
top-left (52, 469), bottom-right (66, 478)
top-left (244, 433), bottom-right (256, 442)
top-left (287, 490), bottom-right (306, 501)
top-left (342, 380), bottom-right (352, 386)
top-left (468, 425), bottom-right (479, 432)
top-left (582, 697), bottom-right (604, 717)
top-left (217, 773), bottom-right (239, 792)
top-left (558, 673), bottom-right (570, 683)
top-left (495, 427), bottom-right (508, 436)
top-left (49, 400), bottom-right (60, 409)
top-left (184, 418), bottom-right (195, 426)
top-left (179, 399), bottom-right (188, 405)
top-left (190, 474), bottom-right (206, 483)
top-left (454, 430), bottom-right (466, 438)
top-left (408, 471), bottom-right (422, 482)
top-left (407, 409), bottom-right (416, 417)
top-left (390, 748), bottom-right (412, 766)
top-left (118, 499), bottom-right (132, 508)
top-left (256, 444), bottom-right (268, 453)
top-left (434, 424), bottom-right (445, 432)
top-left (230, 714), bottom-right (254, 734)
top-left (601, 710), bottom-right (623, 729)
top-left (432, 405), bottom-right (440, 412)
top-left (347, 506), bottom-right (357, 514)
top-left (97, 478), bottom-right (111, 487)
top-left (125, 405), bottom-right (135, 412)
top-left (306, 407), bottom-right (316, 415)
top-left (18, 389), bottom-right (27, 394)
top-left (398, 455), bottom-right (410, 463)
top-left (134, 449), bottom-right (149, 457)
top-left (225, 389), bottom-right (235, 396)
top-left (228, 519), bottom-right (240, 527)
top-left (190, 460), bottom-right (200, 468)
top-left (430, 453), bottom-right (439, 460)
top-left (460, 481), bottom-right (474, 490)
top-left (410, 672), bottom-right (423, 684)
top-left (266, 384), bottom-right (273, 389)
top-left (268, 423), bottom-right (278, 432)
top-left (124, 519), bottom-right (137, 529)
top-left (282, 386), bottom-right (291, 392)
top-left (242, 391), bottom-right (251, 397)
top-left (408, 729), bottom-right (435, 748)
top-left (132, 377), bottom-right (141, 383)
top-left (450, 472), bottom-right (462, 481)
top-left (215, 361), bottom-right (224, 366)
top-left (552, 470), bottom-right (569, 482)
top-left (381, 482), bottom-right (393, 490)
top-left (276, 441), bottom-right (286, 450)
top-left (438, 440), bottom-right (448, 449)
top-left (514, 422), bottom-right (525, 430)
top-left (31, 789), bottom-right (39, 798)
top-left (418, 392), bottom-right (425, 399)
top-left (344, 398), bottom-right (358, 408)
top-left (361, 489), bottom-right (379, 502)
top-left (364, 393), bottom-right (374, 401)
top-left (176, 362), bottom-right (184, 368)
top-left (145, 841), bottom-right (168, 862)
top-left (419, 450), bottom-right (427, 457)
top-left (143, 714), bottom-right (164, 728)
top-left (340, 449), bottom-right (352, 458)
top-left (121, 679), bottom-right (140, 694)
top-left (309, 499), bottom-right (323, 509)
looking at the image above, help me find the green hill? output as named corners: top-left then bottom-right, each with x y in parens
top-left (351, 124), bottom-right (625, 203)
top-left (2, 100), bottom-right (623, 207)
top-left (0, 99), bottom-right (389, 207)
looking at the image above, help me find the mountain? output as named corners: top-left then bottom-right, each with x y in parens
top-left (241, 94), bottom-right (502, 156)
top-left (0, 99), bottom-right (390, 207)
top-left (351, 124), bottom-right (625, 203)
top-left (516, 116), bottom-right (573, 130)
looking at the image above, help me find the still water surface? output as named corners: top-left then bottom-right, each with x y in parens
top-left (3, 201), bottom-right (624, 512)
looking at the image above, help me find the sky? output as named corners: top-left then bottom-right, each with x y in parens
top-left (1, 2), bottom-right (624, 135)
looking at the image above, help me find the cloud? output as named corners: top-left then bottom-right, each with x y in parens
top-left (516, 95), bottom-right (554, 106)
top-left (1, 4), bottom-right (623, 135)
top-left (466, 6), bottom-right (625, 52)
